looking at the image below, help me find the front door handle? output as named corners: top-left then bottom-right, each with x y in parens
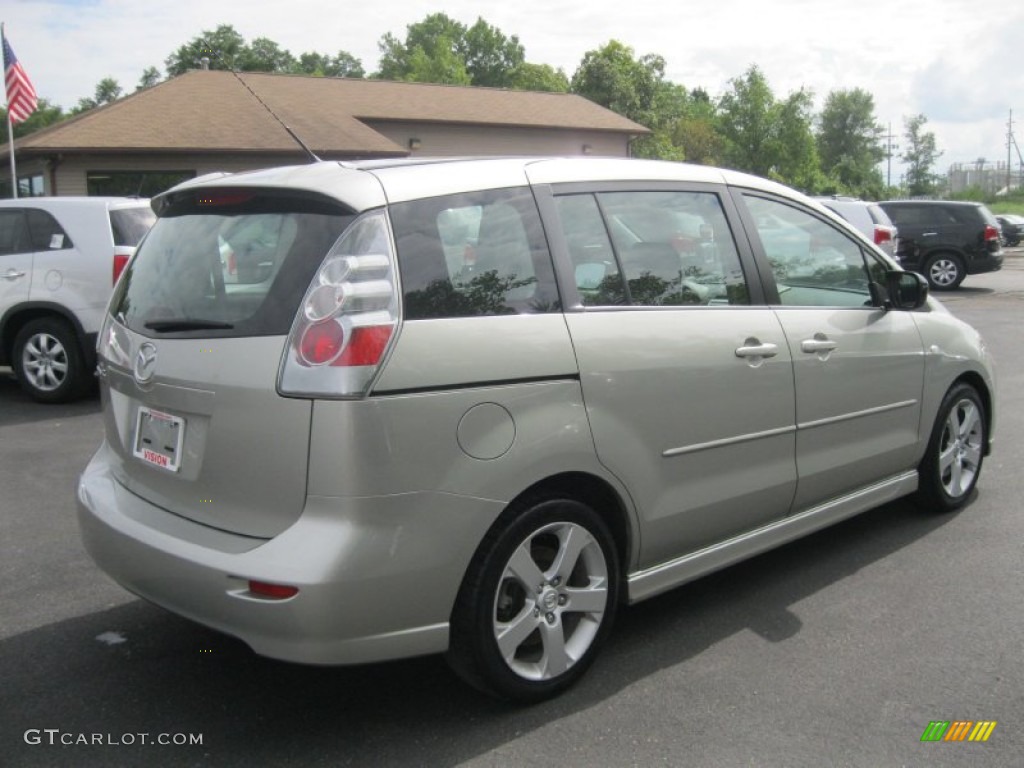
top-left (801, 339), bottom-right (838, 353)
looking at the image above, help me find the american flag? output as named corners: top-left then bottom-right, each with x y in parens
top-left (3, 34), bottom-right (38, 124)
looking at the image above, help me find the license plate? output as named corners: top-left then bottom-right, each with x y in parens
top-left (133, 406), bottom-right (185, 472)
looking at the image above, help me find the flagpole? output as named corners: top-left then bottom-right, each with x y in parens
top-left (6, 108), bottom-right (16, 198)
top-left (2, 23), bottom-right (18, 198)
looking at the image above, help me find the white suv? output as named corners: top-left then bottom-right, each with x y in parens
top-left (0, 197), bottom-right (154, 402)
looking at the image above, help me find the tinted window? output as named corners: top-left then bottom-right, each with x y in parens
top-left (556, 190), bottom-right (749, 307)
top-left (745, 195), bottom-right (882, 307)
top-left (110, 207), bottom-right (156, 246)
top-left (555, 194), bottom-right (625, 306)
top-left (0, 210), bottom-right (30, 255)
top-left (391, 187), bottom-right (560, 319)
top-left (25, 209), bottom-right (72, 251)
top-left (111, 192), bottom-right (353, 337)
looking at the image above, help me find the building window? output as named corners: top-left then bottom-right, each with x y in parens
top-left (0, 174), bottom-right (45, 199)
top-left (86, 170), bottom-right (196, 198)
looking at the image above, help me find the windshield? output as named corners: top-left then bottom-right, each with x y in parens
top-left (110, 192), bottom-right (354, 338)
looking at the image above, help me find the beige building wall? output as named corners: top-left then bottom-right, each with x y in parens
top-left (365, 122), bottom-right (632, 158)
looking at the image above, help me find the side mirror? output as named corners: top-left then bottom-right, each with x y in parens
top-left (885, 270), bottom-right (928, 310)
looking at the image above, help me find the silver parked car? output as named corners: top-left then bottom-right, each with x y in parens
top-left (814, 196), bottom-right (899, 259)
top-left (0, 196), bottom-right (155, 401)
top-left (77, 158), bottom-right (995, 702)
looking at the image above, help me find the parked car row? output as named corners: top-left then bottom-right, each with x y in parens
top-left (0, 197), bottom-right (155, 402)
top-left (76, 157), bottom-right (995, 702)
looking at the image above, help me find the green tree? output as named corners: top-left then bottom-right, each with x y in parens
top-left (773, 89), bottom-right (821, 191)
top-left (240, 37), bottom-right (296, 72)
top-left (901, 113), bottom-right (943, 197)
top-left (375, 13), bottom-right (524, 88)
top-left (570, 41), bottom-right (662, 124)
top-left (165, 24), bottom-right (247, 75)
top-left (671, 91), bottom-right (722, 166)
top-left (571, 41), bottom-right (691, 159)
top-left (816, 88), bottom-right (885, 198)
top-left (716, 65), bottom-right (820, 190)
top-left (296, 51), bottom-right (365, 78)
top-left (462, 18), bottom-right (524, 87)
top-left (507, 63), bottom-right (569, 92)
top-left (1, 98), bottom-right (65, 139)
top-left (717, 66), bottom-right (777, 177)
top-left (72, 77), bottom-right (123, 114)
top-left (376, 13), bottom-right (467, 81)
top-left (136, 66), bottom-right (162, 91)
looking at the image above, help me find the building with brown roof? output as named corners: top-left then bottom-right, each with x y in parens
top-left (2, 70), bottom-right (649, 197)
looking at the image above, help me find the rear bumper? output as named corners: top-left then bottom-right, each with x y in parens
top-left (967, 251), bottom-right (1003, 275)
top-left (76, 441), bottom-right (503, 665)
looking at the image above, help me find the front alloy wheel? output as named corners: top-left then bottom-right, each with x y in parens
top-left (448, 498), bottom-right (619, 702)
top-left (915, 383), bottom-right (986, 512)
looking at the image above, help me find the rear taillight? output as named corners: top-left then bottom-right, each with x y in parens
top-left (278, 211), bottom-right (399, 398)
top-left (873, 226), bottom-right (893, 246)
top-left (983, 224), bottom-right (999, 242)
top-left (113, 253), bottom-right (130, 285)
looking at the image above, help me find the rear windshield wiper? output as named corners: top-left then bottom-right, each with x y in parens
top-left (144, 319), bottom-right (235, 332)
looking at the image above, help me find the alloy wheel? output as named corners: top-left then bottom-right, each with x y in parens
top-left (492, 521), bottom-right (609, 681)
top-left (937, 398), bottom-right (983, 499)
top-left (21, 332), bottom-right (69, 392)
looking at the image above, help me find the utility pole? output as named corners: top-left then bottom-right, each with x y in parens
top-left (884, 122), bottom-right (899, 189)
top-left (1008, 109), bottom-right (1014, 193)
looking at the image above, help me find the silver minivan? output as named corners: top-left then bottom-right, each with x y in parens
top-left (77, 158), bottom-right (995, 702)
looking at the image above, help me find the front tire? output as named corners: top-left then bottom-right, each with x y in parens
top-left (914, 383), bottom-right (986, 512)
top-left (447, 497), bottom-right (620, 703)
top-left (12, 318), bottom-right (88, 403)
top-left (923, 253), bottom-right (965, 290)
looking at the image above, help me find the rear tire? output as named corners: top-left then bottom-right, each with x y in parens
top-left (447, 497), bottom-right (620, 703)
top-left (12, 317), bottom-right (88, 403)
top-left (923, 253), bottom-right (965, 290)
top-left (914, 383), bottom-right (986, 513)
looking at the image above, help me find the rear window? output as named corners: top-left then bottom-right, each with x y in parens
top-left (111, 191), bottom-right (353, 337)
top-left (109, 206), bottom-right (156, 247)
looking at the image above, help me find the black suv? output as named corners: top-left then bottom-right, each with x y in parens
top-left (878, 200), bottom-right (1003, 289)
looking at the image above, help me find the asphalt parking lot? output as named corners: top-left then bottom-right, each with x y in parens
top-left (1, 253), bottom-right (1022, 767)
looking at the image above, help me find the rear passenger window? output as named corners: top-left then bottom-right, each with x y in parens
top-left (25, 209), bottom-right (72, 251)
top-left (0, 210), bottom-right (31, 255)
top-left (556, 190), bottom-right (749, 306)
top-left (391, 187), bottom-right (560, 319)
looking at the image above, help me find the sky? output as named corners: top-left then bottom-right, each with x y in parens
top-left (4, 0), bottom-right (1024, 184)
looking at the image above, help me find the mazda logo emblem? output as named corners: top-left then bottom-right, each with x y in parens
top-left (134, 342), bottom-right (158, 384)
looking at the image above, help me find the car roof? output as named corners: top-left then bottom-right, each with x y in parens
top-left (0, 196), bottom-right (150, 210)
top-left (157, 157), bottom-right (809, 211)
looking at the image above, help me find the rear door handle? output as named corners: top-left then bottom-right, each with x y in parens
top-left (735, 342), bottom-right (779, 358)
top-left (2, 269), bottom-right (26, 281)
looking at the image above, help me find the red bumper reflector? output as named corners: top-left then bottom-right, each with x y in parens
top-left (248, 581), bottom-right (299, 599)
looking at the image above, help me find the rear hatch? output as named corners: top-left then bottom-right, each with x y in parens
top-left (97, 188), bottom-right (357, 537)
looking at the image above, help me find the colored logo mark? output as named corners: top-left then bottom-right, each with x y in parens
top-left (921, 720), bottom-right (997, 742)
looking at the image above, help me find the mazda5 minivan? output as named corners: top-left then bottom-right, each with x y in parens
top-left (78, 158), bottom-right (995, 702)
